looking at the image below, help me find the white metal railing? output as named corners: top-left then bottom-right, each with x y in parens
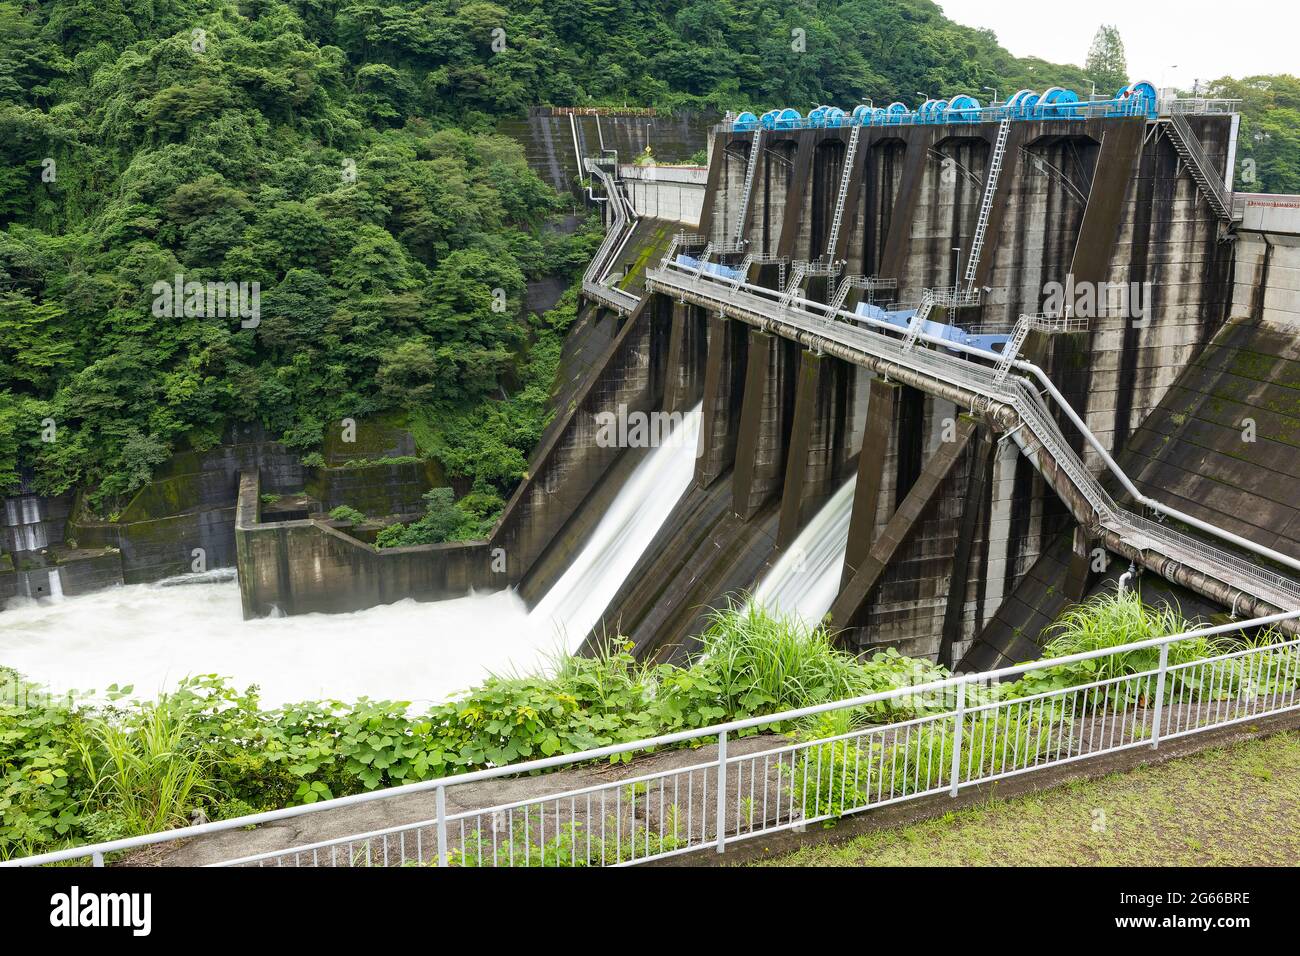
top-left (583, 157), bottom-right (641, 314)
top-left (928, 285), bottom-right (983, 309)
top-left (9, 610), bottom-right (1298, 868)
top-left (1158, 97), bottom-right (1242, 116)
top-left (644, 263), bottom-right (1300, 609)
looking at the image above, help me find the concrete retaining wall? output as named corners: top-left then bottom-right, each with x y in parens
top-left (234, 473), bottom-right (496, 618)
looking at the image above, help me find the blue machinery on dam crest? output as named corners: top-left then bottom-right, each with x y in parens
top-left (730, 80), bottom-right (1164, 131)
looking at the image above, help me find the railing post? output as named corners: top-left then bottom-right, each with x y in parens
top-left (92, 851), bottom-right (104, 868)
top-left (949, 681), bottom-right (966, 797)
top-left (1150, 643), bottom-right (1170, 749)
top-left (715, 731), bottom-right (728, 854)
top-left (436, 785), bottom-right (448, 867)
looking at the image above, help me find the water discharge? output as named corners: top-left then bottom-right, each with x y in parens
top-left (750, 477), bottom-right (855, 624)
top-left (0, 406), bottom-right (702, 708)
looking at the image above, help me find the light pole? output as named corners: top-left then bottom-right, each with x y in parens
top-left (982, 85), bottom-right (998, 106)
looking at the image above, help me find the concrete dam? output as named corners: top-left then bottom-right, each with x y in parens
top-left (6, 90), bottom-right (1300, 683)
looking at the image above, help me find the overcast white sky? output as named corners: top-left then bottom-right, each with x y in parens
top-left (937, 0), bottom-right (1299, 90)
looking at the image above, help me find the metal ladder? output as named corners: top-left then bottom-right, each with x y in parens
top-left (822, 124), bottom-right (861, 261)
top-left (729, 253), bottom-right (754, 287)
top-left (829, 275), bottom-right (858, 315)
top-left (779, 260), bottom-right (809, 309)
top-left (828, 274), bottom-right (894, 316)
top-left (992, 314), bottom-right (1034, 384)
top-left (731, 129), bottom-right (764, 248)
top-left (900, 291), bottom-right (936, 350)
top-left (963, 117), bottom-right (1011, 289)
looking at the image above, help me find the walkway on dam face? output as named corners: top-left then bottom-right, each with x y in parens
top-left (644, 262), bottom-right (1300, 623)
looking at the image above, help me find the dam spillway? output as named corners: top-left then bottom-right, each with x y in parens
top-left (8, 88), bottom-right (1300, 682)
top-left (0, 407), bottom-right (705, 703)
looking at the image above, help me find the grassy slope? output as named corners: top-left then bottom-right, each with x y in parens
top-left (753, 731), bottom-right (1300, 866)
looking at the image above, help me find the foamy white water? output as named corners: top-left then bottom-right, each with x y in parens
top-left (530, 404), bottom-right (702, 640)
top-left (751, 477), bottom-right (856, 624)
top-left (0, 407), bottom-right (703, 708)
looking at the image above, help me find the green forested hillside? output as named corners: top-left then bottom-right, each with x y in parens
top-left (1208, 75), bottom-right (1300, 194)
top-left (0, 0), bottom-right (1247, 518)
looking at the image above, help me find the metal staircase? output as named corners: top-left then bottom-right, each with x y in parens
top-left (729, 253), bottom-right (754, 287)
top-left (822, 124), bottom-right (861, 262)
top-left (963, 117), bottom-right (1011, 290)
top-left (901, 291), bottom-right (936, 349)
top-left (828, 274), bottom-right (896, 315)
top-left (1161, 115), bottom-right (1234, 222)
top-left (991, 315), bottom-right (1035, 385)
top-left (779, 260), bottom-right (809, 308)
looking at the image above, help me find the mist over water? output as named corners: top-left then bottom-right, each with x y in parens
top-left (0, 406), bottom-right (702, 708)
top-left (751, 478), bottom-right (856, 624)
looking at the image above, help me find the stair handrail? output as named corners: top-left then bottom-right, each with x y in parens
top-left (1165, 115), bottom-right (1233, 220)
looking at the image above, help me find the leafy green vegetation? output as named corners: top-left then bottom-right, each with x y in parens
top-left (0, 0), bottom-right (602, 514)
top-left (326, 504), bottom-right (365, 524)
top-left (1005, 591), bottom-right (1295, 708)
top-left (2, 595), bottom-right (1295, 859)
top-left (373, 485), bottom-right (498, 546)
top-left (1206, 74), bottom-right (1300, 194)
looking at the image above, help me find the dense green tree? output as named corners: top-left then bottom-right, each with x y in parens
top-left (2, 0), bottom-right (1282, 522)
top-left (1207, 75), bottom-right (1300, 194)
top-left (1085, 24), bottom-right (1128, 95)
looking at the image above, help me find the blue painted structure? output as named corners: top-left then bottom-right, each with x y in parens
top-left (732, 79), bottom-right (1158, 132)
top-left (853, 303), bottom-right (1010, 353)
top-left (670, 254), bottom-right (1011, 354)
top-left (676, 255), bottom-right (744, 282)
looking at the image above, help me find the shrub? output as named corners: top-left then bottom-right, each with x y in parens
top-left (327, 505), bottom-right (366, 524)
top-left (375, 487), bottom-right (489, 548)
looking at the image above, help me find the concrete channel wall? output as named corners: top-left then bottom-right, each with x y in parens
top-left (234, 472), bottom-right (497, 618)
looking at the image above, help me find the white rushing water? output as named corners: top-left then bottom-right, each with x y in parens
top-left (750, 477), bottom-right (856, 624)
top-left (0, 406), bottom-right (702, 708)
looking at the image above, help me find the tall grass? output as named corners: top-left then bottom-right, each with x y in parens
top-left (1010, 590), bottom-right (1300, 709)
top-left (74, 692), bottom-right (214, 838)
top-left (694, 603), bottom-right (867, 713)
top-left (692, 602), bottom-right (949, 720)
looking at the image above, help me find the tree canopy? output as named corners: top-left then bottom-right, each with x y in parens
top-left (1, 0), bottom-right (1285, 515)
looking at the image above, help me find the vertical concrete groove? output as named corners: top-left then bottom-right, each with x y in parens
top-left (829, 417), bottom-right (978, 631)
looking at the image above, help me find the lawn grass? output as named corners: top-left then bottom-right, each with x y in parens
top-left (751, 730), bottom-right (1300, 866)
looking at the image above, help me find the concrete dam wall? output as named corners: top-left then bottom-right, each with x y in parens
top-left (14, 104), bottom-right (1299, 679)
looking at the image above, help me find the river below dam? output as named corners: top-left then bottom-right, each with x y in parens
top-left (1, 408), bottom-right (705, 709)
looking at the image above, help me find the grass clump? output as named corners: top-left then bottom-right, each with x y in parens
top-left (1009, 590), bottom-right (1299, 709)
